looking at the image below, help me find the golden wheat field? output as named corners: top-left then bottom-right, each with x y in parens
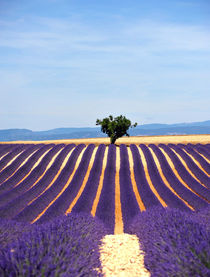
top-left (2, 133), bottom-right (210, 146)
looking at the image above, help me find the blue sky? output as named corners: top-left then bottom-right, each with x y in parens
top-left (0, 0), bottom-right (210, 130)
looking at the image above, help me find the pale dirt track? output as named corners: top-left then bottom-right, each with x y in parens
top-left (1, 134), bottom-right (210, 145)
top-left (98, 234), bottom-right (150, 277)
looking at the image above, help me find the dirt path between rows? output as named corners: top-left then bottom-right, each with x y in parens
top-left (98, 233), bottom-right (150, 277)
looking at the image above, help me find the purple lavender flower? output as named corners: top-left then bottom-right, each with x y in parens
top-left (0, 213), bottom-right (108, 277)
top-left (128, 206), bottom-right (210, 277)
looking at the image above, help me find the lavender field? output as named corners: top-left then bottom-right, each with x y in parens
top-left (0, 142), bottom-right (209, 276)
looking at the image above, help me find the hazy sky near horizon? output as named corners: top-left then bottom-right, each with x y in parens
top-left (0, 0), bottom-right (210, 130)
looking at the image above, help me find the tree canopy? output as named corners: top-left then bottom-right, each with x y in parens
top-left (96, 115), bottom-right (137, 144)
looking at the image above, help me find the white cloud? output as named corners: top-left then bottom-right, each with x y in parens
top-left (1, 16), bottom-right (210, 54)
top-left (123, 20), bottom-right (210, 51)
top-left (0, 13), bottom-right (210, 129)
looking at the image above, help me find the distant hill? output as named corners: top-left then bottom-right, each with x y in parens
top-left (0, 120), bottom-right (210, 141)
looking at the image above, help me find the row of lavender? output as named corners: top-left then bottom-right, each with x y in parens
top-left (0, 143), bottom-right (209, 233)
top-left (0, 208), bottom-right (209, 276)
top-left (128, 206), bottom-right (210, 277)
top-left (0, 208), bottom-right (209, 277)
top-left (0, 213), bottom-right (107, 276)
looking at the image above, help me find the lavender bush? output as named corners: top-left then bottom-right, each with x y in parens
top-left (72, 144), bottom-right (106, 214)
top-left (37, 144), bottom-right (95, 223)
top-left (149, 144), bottom-right (207, 210)
top-left (194, 144), bottom-right (210, 160)
top-left (0, 144), bottom-right (17, 158)
top-left (140, 144), bottom-right (191, 211)
top-left (0, 218), bottom-right (31, 254)
top-left (128, 207), bottom-right (210, 277)
top-left (95, 144), bottom-right (116, 233)
top-left (168, 144), bottom-right (210, 187)
top-left (0, 144), bottom-right (52, 195)
top-left (0, 213), bottom-right (108, 277)
top-left (0, 144), bottom-right (28, 172)
top-left (2, 144), bottom-right (75, 219)
top-left (119, 144), bottom-right (141, 232)
top-left (191, 206), bottom-right (210, 232)
top-left (159, 144), bottom-right (210, 202)
top-left (180, 144), bottom-right (210, 175)
top-left (130, 144), bottom-right (162, 209)
top-left (0, 144), bottom-right (64, 211)
top-left (14, 144), bottom-right (85, 223)
top-left (0, 144), bottom-right (39, 184)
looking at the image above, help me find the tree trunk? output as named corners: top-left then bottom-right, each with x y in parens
top-left (110, 136), bottom-right (117, 144)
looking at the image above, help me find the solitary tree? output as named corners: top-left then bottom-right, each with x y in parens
top-left (96, 115), bottom-right (137, 144)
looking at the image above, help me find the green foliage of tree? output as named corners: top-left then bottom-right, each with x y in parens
top-left (96, 115), bottom-right (138, 144)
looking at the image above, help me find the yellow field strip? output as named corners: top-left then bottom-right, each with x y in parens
top-left (182, 148), bottom-right (210, 177)
top-left (137, 147), bottom-right (167, 208)
top-left (65, 147), bottom-right (98, 214)
top-left (170, 148), bottom-right (207, 187)
top-left (0, 149), bottom-right (39, 184)
top-left (127, 148), bottom-right (146, 212)
top-left (0, 152), bottom-right (10, 162)
top-left (0, 151), bottom-right (24, 173)
top-left (193, 149), bottom-right (210, 163)
top-left (2, 134), bottom-right (210, 145)
top-left (149, 147), bottom-right (194, 211)
top-left (27, 147), bottom-right (75, 206)
top-left (31, 147), bottom-right (87, 223)
top-left (91, 147), bottom-right (108, 217)
top-left (159, 148), bottom-right (207, 199)
top-left (114, 147), bottom-right (124, 234)
top-left (13, 148), bottom-right (52, 188)
top-left (22, 148), bottom-right (64, 194)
